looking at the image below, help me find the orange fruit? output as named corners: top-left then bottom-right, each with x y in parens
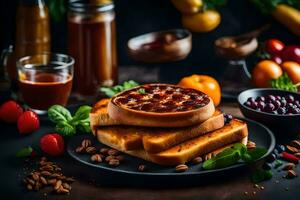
top-left (178, 74), bottom-right (221, 106)
top-left (281, 61), bottom-right (300, 84)
top-left (252, 60), bottom-right (283, 88)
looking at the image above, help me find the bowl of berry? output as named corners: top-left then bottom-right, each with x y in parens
top-left (238, 88), bottom-right (300, 135)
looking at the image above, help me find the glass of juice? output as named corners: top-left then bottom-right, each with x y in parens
top-left (17, 53), bottom-right (74, 114)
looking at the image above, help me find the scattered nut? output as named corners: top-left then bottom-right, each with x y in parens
top-left (105, 155), bottom-right (115, 162)
top-left (91, 154), bottom-right (102, 163)
top-left (247, 141), bottom-right (256, 150)
top-left (192, 156), bottom-right (202, 164)
top-left (175, 164), bottom-right (188, 172)
top-left (286, 170), bottom-right (297, 179)
top-left (138, 165), bottom-right (146, 172)
top-left (75, 146), bottom-right (85, 153)
top-left (290, 140), bottom-right (300, 149)
top-left (108, 149), bottom-right (119, 156)
top-left (86, 146), bottom-right (97, 154)
top-left (81, 139), bottom-right (92, 148)
top-left (282, 163), bottom-right (295, 170)
top-left (27, 184), bottom-right (33, 190)
top-left (62, 182), bottom-right (71, 190)
top-left (108, 159), bottom-right (120, 167)
top-left (286, 145), bottom-right (299, 154)
top-left (40, 171), bottom-right (51, 176)
top-left (40, 177), bottom-right (47, 185)
top-left (54, 180), bottom-right (62, 191)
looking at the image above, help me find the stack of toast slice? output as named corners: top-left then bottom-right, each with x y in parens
top-left (90, 98), bottom-right (248, 166)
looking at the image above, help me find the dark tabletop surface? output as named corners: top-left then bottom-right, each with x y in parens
top-left (1, 67), bottom-right (300, 200)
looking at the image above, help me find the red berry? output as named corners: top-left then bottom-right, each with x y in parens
top-left (17, 111), bottom-right (40, 134)
top-left (0, 100), bottom-right (23, 123)
top-left (40, 133), bottom-right (64, 156)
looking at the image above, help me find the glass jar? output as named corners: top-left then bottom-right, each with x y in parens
top-left (68, 0), bottom-right (118, 97)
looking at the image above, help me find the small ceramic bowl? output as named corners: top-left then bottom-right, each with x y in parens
top-left (238, 88), bottom-right (300, 135)
top-left (127, 29), bottom-right (192, 63)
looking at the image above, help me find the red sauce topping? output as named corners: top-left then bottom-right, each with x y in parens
top-left (112, 84), bottom-right (210, 113)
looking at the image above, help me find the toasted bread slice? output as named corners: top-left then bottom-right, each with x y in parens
top-left (96, 110), bottom-right (224, 152)
top-left (90, 98), bottom-right (120, 133)
top-left (97, 119), bottom-right (248, 166)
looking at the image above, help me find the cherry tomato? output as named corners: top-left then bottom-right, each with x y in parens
top-left (271, 55), bottom-right (282, 65)
top-left (281, 45), bottom-right (300, 64)
top-left (265, 39), bottom-right (285, 55)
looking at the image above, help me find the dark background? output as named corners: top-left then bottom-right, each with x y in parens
top-left (0, 0), bottom-right (299, 82)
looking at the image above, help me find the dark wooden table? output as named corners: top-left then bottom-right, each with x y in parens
top-left (1, 67), bottom-right (300, 200)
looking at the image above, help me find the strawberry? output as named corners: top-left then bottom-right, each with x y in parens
top-left (40, 133), bottom-right (64, 156)
top-left (0, 100), bottom-right (23, 123)
top-left (17, 111), bottom-right (40, 134)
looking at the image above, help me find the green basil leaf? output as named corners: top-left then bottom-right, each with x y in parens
top-left (16, 146), bottom-right (33, 157)
top-left (72, 105), bottom-right (92, 122)
top-left (48, 105), bottom-right (72, 123)
top-left (274, 160), bottom-right (283, 168)
top-left (246, 147), bottom-right (268, 161)
top-left (203, 148), bottom-right (241, 170)
top-left (123, 80), bottom-right (139, 90)
top-left (137, 88), bottom-right (146, 94)
top-left (100, 87), bottom-right (117, 97)
top-left (77, 121), bottom-right (91, 133)
top-left (232, 143), bottom-right (247, 156)
top-left (55, 121), bottom-right (76, 136)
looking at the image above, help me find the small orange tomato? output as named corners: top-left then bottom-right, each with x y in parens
top-left (281, 61), bottom-right (300, 84)
top-left (178, 74), bottom-right (221, 106)
top-left (252, 60), bottom-right (283, 88)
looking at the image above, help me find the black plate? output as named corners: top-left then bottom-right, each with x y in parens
top-left (67, 118), bottom-right (275, 185)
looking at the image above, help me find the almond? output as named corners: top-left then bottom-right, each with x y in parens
top-left (290, 140), bottom-right (300, 149)
top-left (286, 145), bottom-right (299, 154)
top-left (282, 163), bottom-right (295, 170)
top-left (81, 139), bottom-right (92, 148)
top-left (175, 164), bottom-right (188, 172)
top-left (286, 170), bottom-right (297, 179)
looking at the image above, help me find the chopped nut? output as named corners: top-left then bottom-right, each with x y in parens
top-left (192, 156), bottom-right (202, 164)
top-left (286, 145), bottom-right (299, 154)
top-left (138, 165), bottom-right (146, 172)
top-left (40, 176), bottom-right (47, 185)
top-left (91, 154), bottom-right (102, 163)
top-left (47, 179), bottom-right (57, 186)
top-left (290, 140), bottom-right (300, 149)
top-left (62, 182), bottom-right (71, 190)
top-left (27, 184), bottom-right (33, 190)
top-left (108, 149), bottom-right (119, 156)
top-left (75, 146), bottom-right (85, 153)
top-left (175, 164), bottom-right (188, 172)
top-left (81, 139), bottom-right (92, 148)
top-left (108, 159), bottom-right (120, 167)
top-left (86, 146), bottom-right (97, 154)
top-left (247, 141), bottom-right (256, 150)
top-left (286, 170), bottom-right (297, 179)
top-left (282, 163), bottom-right (295, 170)
top-left (105, 155), bottom-right (115, 162)
top-left (40, 171), bottom-right (51, 176)
top-left (54, 180), bottom-right (62, 191)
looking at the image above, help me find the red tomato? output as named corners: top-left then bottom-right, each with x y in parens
top-left (281, 45), bottom-right (300, 64)
top-left (40, 133), bottom-right (64, 156)
top-left (265, 39), bottom-right (285, 55)
top-left (271, 55), bottom-right (282, 65)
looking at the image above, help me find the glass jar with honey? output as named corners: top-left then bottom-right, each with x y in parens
top-left (68, 0), bottom-right (118, 97)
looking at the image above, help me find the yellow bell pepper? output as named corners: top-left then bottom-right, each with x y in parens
top-left (272, 4), bottom-right (300, 36)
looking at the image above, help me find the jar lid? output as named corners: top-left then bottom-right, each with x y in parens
top-left (68, 0), bottom-right (114, 13)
